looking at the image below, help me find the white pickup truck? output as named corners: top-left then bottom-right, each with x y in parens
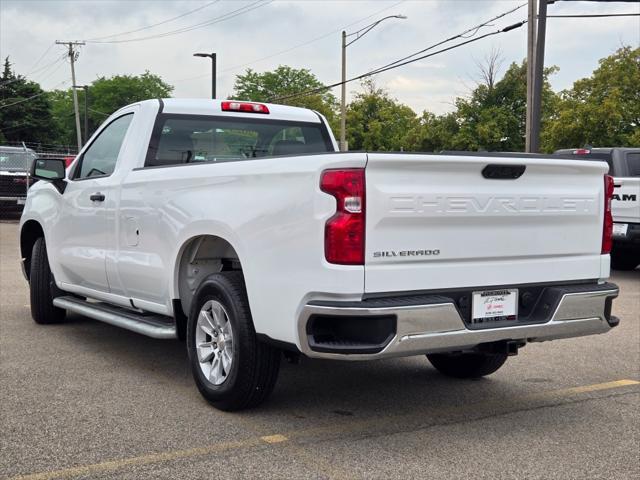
top-left (20, 99), bottom-right (619, 410)
top-left (555, 148), bottom-right (640, 271)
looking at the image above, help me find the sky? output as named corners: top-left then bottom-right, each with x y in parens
top-left (1, 0), bottom-right (638, 115)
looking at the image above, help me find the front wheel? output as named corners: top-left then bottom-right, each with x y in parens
top-left (427, 351), bottom-right (508, 379)
top-left (29, 237), bottom-right (66, 324)
top-left (186, 271), bottom-right (280, 411)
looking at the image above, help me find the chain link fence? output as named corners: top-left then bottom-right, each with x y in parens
top-left (0, 143), bottom-right (76, 221)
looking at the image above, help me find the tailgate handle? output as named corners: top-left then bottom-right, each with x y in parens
top-left (482, 164), bottom-right (526, 180)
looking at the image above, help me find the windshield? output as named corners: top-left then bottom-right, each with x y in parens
top-left (0, 150), bottom-right (36, 172)
top-left (146, 115), bottom-right (333, 168)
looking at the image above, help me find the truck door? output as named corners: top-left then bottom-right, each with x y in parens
top-left (49, 113), bottom-right (134, 293)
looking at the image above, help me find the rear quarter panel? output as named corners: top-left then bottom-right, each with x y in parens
top-left (117, 153), bottom-right (366, 345)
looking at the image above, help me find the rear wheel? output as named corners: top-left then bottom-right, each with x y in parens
top-left (186, 271), bottom-right (280, 411)
top-left (427, 351), bottom-right (508, 378)
top-left (29, 237), bottom-right (66, 324)
top-left (611, 251), bottom-right (639, 271)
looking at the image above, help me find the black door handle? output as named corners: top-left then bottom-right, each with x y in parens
top-left (90, 192), bottom-right (105, 202)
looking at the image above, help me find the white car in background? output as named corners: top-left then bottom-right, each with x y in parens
top-left (555, 148), bottom-right (640, 270)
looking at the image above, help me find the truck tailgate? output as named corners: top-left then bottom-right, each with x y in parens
top-left (364, 153), bottom-right (609, 294)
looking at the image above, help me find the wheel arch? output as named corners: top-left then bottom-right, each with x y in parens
top-left (174, 234), bottom-right (244, 324)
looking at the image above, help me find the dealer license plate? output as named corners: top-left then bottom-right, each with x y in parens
top-left (613, 223), bottom-right (628, 237)
top-left (471, 289), bottom-right (518, 324)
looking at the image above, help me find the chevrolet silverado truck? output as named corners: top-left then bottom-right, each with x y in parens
top-left (20, 99), bottom-right (620, 410)
top-left (555, 148), bottom-right (640, 270)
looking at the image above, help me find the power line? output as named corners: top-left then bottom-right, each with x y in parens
top-left (365, 2), bottom-right (527, 77)
top-left (89, 107), bottom-right (110, 117)
top-left (0, 80), bottom-right (68, 109)
top-left (271, 21), bottom-right (526, 103)
top-left (169, 0), bottom-right (407, 84)
top-left (0, 54), bottom-right (66, 87)
top-left (26, 43), bottom-right (56, 72)
top-left (85, 1), bottom-right (221, 41)
top-left (86, 1), bottom-right (272, 44)
top-left (220, 0), bottom-right (407, 75)
top-left (547, 13), bottom-right (640, 18)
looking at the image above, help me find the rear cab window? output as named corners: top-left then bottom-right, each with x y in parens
top-left (553, 149), bottom-right (614, 173)
top-left (625, 152), bottom-right (640, 177)
top-left (145, 115), bottom-right (333, 168)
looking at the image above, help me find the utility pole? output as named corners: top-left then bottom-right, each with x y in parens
top-left (56, 41), bottom-right (85, 152)
top-left (530, 0), bottom-right (548, 153)
top-left (340, 31), bottom-right (347, 152)
top-left (525, 0), bottom-right (537, 153)
top-left (83, 86), bottom-right (89, 143)
top-left (73, 85), bottom-right (89, 143)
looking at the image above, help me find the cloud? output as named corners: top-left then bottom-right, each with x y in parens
top-left (1, 0), bottom-right (637, 118)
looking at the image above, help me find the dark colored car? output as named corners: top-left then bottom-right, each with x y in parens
top-left (0, 146), bottom-right (37, 214)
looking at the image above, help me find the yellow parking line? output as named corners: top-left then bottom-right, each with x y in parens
top-left (8, 379), bottom-right (639, 480)
top-left (550, 379), bottom-right (640, 396)
top-left (8, 439), bottom-right (261, 480)
top-left (260, 434), bottom-right (288, 444)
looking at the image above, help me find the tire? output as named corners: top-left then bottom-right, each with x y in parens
top-left (611, 252), bottom-right (639, 271)
top-left (29, 237), bottom-right (66, 324)
top-left (427, 351), bottom-right (508, 379)
top-left (186, 271), bottom-right (280, 411)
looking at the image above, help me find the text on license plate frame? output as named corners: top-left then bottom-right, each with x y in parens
top-left (471, 289), bottom-right (518, 324)
top-left (613, 223), bottom-right (628, 237)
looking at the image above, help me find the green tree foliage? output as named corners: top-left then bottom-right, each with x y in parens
top-left (346, 79), bottom-right (418, 151)
top-left (543, 46), bottom-right (640, 150)
top-left (232, 65), bottom-right (338, 130)
top-left (406, 61), bottom-right (558, 152)
top-left (0, 57), bottom-right (57, 144)
top-left (49, 71), bottom-right (174, 146)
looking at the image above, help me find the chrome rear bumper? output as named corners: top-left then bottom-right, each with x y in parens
top-left (298, 283), bottom-right (619, 360)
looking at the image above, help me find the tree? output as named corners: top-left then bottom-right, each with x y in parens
top-left (89, 71), bottom-right (173, 119)
top-left (0, 57), bottom-right (57, 144)
top-left (346, 79), bottom-right (419, 151)
top-left (49, 71), bottom-right (174, 146)
top-left (543, 46), bottom-right (640, 150)
top-left (452, 61), bottom-right (558, 152)
top-left (232, 66), bottom-right (338, 130)
top-left (403, 111), bottom-right (459, 152)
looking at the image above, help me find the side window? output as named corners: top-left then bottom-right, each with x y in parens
top-left (76, 114), bottom-right (133, 179)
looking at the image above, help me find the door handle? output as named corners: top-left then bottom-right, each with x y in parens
top-left (90, 192), bottom-right (105, 202)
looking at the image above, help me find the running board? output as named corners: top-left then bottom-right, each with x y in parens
top-left (53, 296), bottom-right (177, 339)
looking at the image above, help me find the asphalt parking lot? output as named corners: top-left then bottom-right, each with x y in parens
top-left (1, 220), bottom-right (638, 480)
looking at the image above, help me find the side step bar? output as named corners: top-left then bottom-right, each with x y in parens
top-left (53, 296), bottom-right (177, 339)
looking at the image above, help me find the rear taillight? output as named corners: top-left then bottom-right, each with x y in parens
top-left (602, 174), bottom-right (614, 254)
top-left (320, 169), bottom-right (365, 265)
top-left (573, 148), bottom-right (591, 155)
top-left (221, 101), bottom-right (269, 114)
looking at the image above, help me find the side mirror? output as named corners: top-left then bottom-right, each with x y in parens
top-left (31, 158), bottom-right (66, 181)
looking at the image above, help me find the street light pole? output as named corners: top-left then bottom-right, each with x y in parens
top-left (340, 31), bottom-right (347, 152)
top-left (194, 52), bottom-right (217, 99)
top-left (339, 15), bottom-right (406, 152)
